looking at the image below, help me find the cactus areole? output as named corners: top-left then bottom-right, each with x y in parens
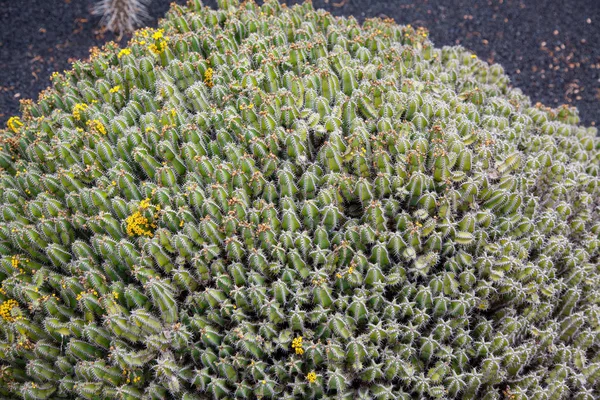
top-left (1, 0), bottom-right (599, 399)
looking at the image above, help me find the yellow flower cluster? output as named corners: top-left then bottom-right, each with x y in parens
top-left (139, 197), bottom-right (151, 210)
top-left (306, 371), bottom-right (317, 383)
top-left (109, 85), bottom-right (121, 93)
top-left (126, 211), bottom-right (154, 237)
top-left (118, 48), bottom-right (131, 58)
top-left (204, 68), bottom-right (214, 88)
top-left (416, 26), bottom-right (428, 38)
top-left (87, 119), bottom-right (107, 135)
top-left (152, 29), bottom-right (164, 40)
top-left (336, 263), bottom-right (355, 279)
top-left (76, 289), bottom-right (99, 301)
top-left (291, 336), bottom-right (304, 355)
top-left (125, 198), bottom-right (157, 237)
top-left (132, 28), bottom-right (168, 54)
top-left (7, 116), bottom-right (23, 133)
top-left (15, 168), bottom-right (27, 178)
top-left (72, 103), bottom-right (88, 120)
top-left (134, 28), bottom-right (151, 38)
top-left (0, 299), bottom-right (19, 322)
top-left (312, 277), bottom-right (327, 286)
top-left (16, 337), bottom-right (34, 350)
top-left (149, 40), bottom-right (168, 54)
top-left (11, 256), bottom-right (19, 269)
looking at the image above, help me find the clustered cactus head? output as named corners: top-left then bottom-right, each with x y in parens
top-left (1, 0), bottom-right (599, 399)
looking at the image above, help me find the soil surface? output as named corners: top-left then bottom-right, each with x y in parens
top-left (1, 0), bottom-right (599, 127)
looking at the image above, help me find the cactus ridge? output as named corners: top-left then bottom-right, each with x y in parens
top-left (0, 0), bottom-right (599, 399)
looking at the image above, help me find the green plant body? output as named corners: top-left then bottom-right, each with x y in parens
top-left (0, 0), bottom-right (599, 399)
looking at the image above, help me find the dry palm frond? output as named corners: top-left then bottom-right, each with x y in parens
top-left (93, 0), bottom-right (151, 38)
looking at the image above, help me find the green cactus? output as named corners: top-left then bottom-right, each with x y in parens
top-left (1, 0), bottom-right (599, 398)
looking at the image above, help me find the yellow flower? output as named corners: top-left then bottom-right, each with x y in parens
top-left (152, 29), bottom-right (164, 40)
top-left (109, 85), bottom-right (121, 93)
top-left (7, 116), bottom-right (23, 133)
top-left (72, 103), bottom-right (88, 120)
top-left (87, 119), bottom-right (107, 135)
top-left (204, 68), bottom-right (214, 88)
top-left (291, 336), bottom-right (304, 355)
top-left (126, 211), bottom-right (153, 237)
top-left (149, 40), bottom-right (168, 54)
top-left (306, 371), bottom-right (317, 383)
top-left (126, 198), bottom-right (156, 237)
top-left (0, 299), bottom-right (19, 322)
top-left (139, 198), bottom-right (151, 210)
top-left (136, 28), bottom-right (149, 38)
top-left (118, 48), bottom-right (131, 58)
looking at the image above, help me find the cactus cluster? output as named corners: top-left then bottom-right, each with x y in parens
top-left (1, 0), bottom-right (599, 399)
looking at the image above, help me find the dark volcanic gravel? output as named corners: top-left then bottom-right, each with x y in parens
top-left (1, 0), bottom-right (599, 126)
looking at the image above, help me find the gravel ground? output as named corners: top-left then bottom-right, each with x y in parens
top-left (1, 0), bottom-right (599, 126)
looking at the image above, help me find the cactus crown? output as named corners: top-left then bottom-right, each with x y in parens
top-left (1, 0), bottom-right (599, 399)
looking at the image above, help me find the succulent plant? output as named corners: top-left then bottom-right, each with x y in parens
top-left (1, 0), bottom-right (599, 399)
